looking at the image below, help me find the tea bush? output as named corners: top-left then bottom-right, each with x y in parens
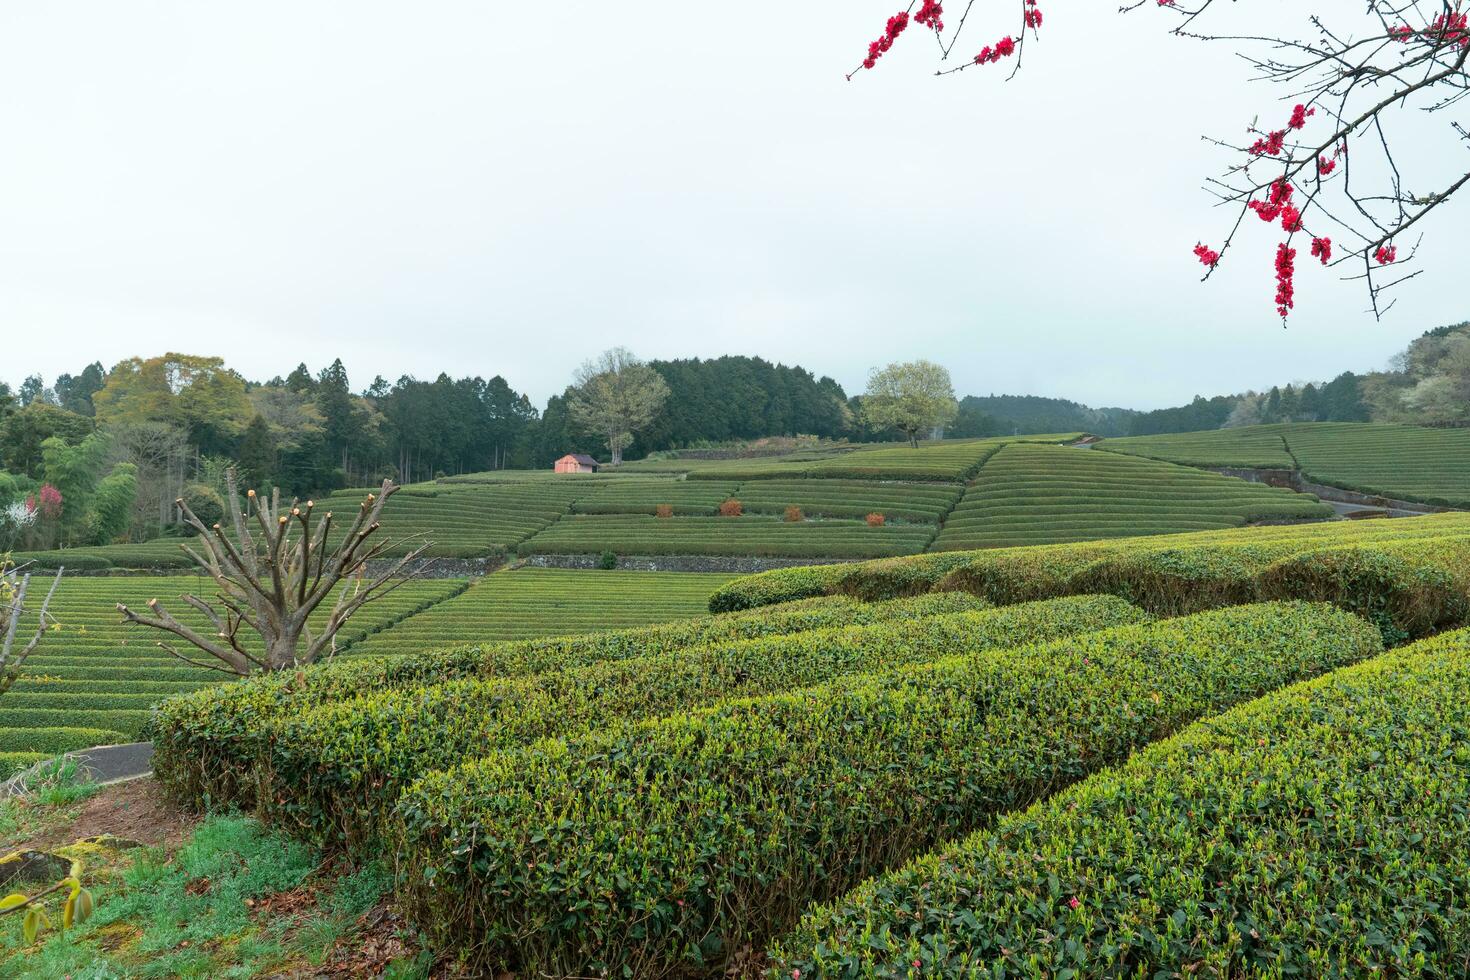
top-left (150, 591), bottom-right (979, 809)
top-left (773, 627), bottom-right (1470, 977)
top-left (261, 595), bottom-right (1143, 848)
top-left (393, 602), bottom-right (1380, 977)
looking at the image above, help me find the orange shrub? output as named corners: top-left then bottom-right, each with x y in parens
top-left (655, 504), bottom-right (674, 519)
top-left (784, 506), bottom-right (804, 523)
top-left (719, 499), bottom-right (743, 517)
top-left (865, 512), bottom-right (886, 527)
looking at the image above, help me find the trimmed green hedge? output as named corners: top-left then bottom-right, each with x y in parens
top-left (731, 479), bottom-right (963, 523)
top-left (259, 594), bottom-right (1143, 848)
top-left (517, 514), bottom-right (936, 559)
top-left (150, 593), bottom-right (984, 811)
top-left (0, 708), bottom-right (150, 733)
top-left (343, 569), bottom-right (741, 658)
top-left (0, 727), bottom-right (130, 755)
top-left (393, 602), bottom-right (1381, 977)
top-left (710, 516), bottom-right (1470, 640)
top-left (772, 626), bottom-right (1470, 977)
top-left (707, 563), bottom-right (854, 612)
top-left (0, 576), bottom-right (464, 755)
top-left (711, 513), bottom-right (1470, 615)
top-left (0, 752), bottom-right (49, 778)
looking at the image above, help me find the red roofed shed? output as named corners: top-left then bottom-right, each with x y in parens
top-left (554, 453), bottom-right (600, 474)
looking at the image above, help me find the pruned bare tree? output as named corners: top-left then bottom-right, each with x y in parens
top-left (1, 560), bottom-right (63, 697)
top-left (117, 471), bottom-right (429, 675)
top-left (849, 0), bottom-right (1469, 321)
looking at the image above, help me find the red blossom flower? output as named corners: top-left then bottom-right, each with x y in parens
top-left (860, 12), bottom-right (910, 70)
top-left (1429, 10), bottom-right (1470, 47)
top-left (973, 35), bottom-right (1017, 65)
top-left (1274, 242), bottom-right (1296, 319)
top-left (1268, 177), bottom-right (1293, 206)
top-left (1374, 243), bottom-right (1397, 264)
top-left (915, 0), bottom-right (944, 32)
top-left (1287, 103), bottom-right (1315, 130)
top-left (1068, 896), bottom-right (1081, 910)
top-left (1317, 155), bottom-right (1336, 176)
top-left (1193, 243), bottom-right (1220, 268)
top-left (1249, 129), bottom-right (1287, 157)
top-left (1310, 236), bottom-right (1332, 264)
top-left (1248, 199), bottom-right (1281, 222)
top-left (1279, 205), bottom-right (1302, 232)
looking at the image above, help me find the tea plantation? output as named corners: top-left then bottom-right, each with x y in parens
top-left (0, 577), bottom-right (467, 775)
top-left (8, 423), bottom-right (1470, 974)
top-left (147, 505), bottom-right (1470, 976)
top-left (931, 442), bottom-right (1335, 549)
top-left (1101, 421), bottom-right (1470, 506)
top-left (345, 567), bottom-right (735, 656)
top-left (35, 424), bottom-right (1465, 569)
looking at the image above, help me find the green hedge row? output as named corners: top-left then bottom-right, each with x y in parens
top-left (731, 479), bottom-right (963, 523)
top-left (0, 727), bottom-right (130, 755)
top-left (517, 514), bottom-right (936, 559)
top-left (772, 626), bottom-right (1470, 977)
top-left (0, 708), bottom-right (150, 736)
top-left (708, 517), bottom-right (1470, 640)
top-left (0, 752), bottom-right (49, 778)
top-left (0, 692), bottom-right (167, 711)
top-left (393, 602), bottom-right (1381, 977)
top-left (342, 569), bottom-right (740, 658)
top-left (150, 593), bottom-right (979, 810)
top-left (259, 594), bottom-right (1144, 848)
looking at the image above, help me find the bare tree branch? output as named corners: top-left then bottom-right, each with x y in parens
top-left (116, 468), bottom-right (431, 677)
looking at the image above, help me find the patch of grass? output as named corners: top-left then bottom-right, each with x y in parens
top-left (0, 813), bottom-right (395, 978)
top-left (21, 756), bottom-right (103, 807)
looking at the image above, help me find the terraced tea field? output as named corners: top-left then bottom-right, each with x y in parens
top-left (147, 507), bottom-right (1470, 977)
top-left (732, 478), bottom-right (962, 522)
top-left (568, 478), bottom-right (738, 515)
top-left (1101, 422), bottom-right (1470, 507)
top-left (345, 567), bottom-right (736, 656)
top-left (1286, 422), bottom-right (1470, 507)
top-left (1099, 426), bottom-right (1297, 469)
top-left (931, 443), bottom-right (1334, 550)
top-left (12, 482), bottom-right (586, 569)
top-left (0, 577), bottom-right (467, 774)
top-left (518, 513), bottom-right (935, 558)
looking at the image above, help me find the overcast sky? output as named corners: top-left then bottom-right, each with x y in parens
top-left (3, 2), bottom-right (1464, 410)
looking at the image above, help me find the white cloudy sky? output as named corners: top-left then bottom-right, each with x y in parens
top-left (2, 2), bottom-right (1464, 409)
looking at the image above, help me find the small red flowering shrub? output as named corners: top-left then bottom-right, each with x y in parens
top-left (865, 512), bottom-right (886, 527)
top-left (719, 499), bottom-right (743, 518)
top-left (784, 506), bottom-right (804, 523)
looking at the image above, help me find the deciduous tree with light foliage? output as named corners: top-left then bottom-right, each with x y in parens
top-left (862, 360), bottom-right (959, 447)
top-left (566, 347), bottom-right (671, 466)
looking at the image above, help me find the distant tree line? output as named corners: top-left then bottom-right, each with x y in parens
top-left (0, 352), bottom-right (859, 543)
top-left (2, 321), bottom-right (1463, 546)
